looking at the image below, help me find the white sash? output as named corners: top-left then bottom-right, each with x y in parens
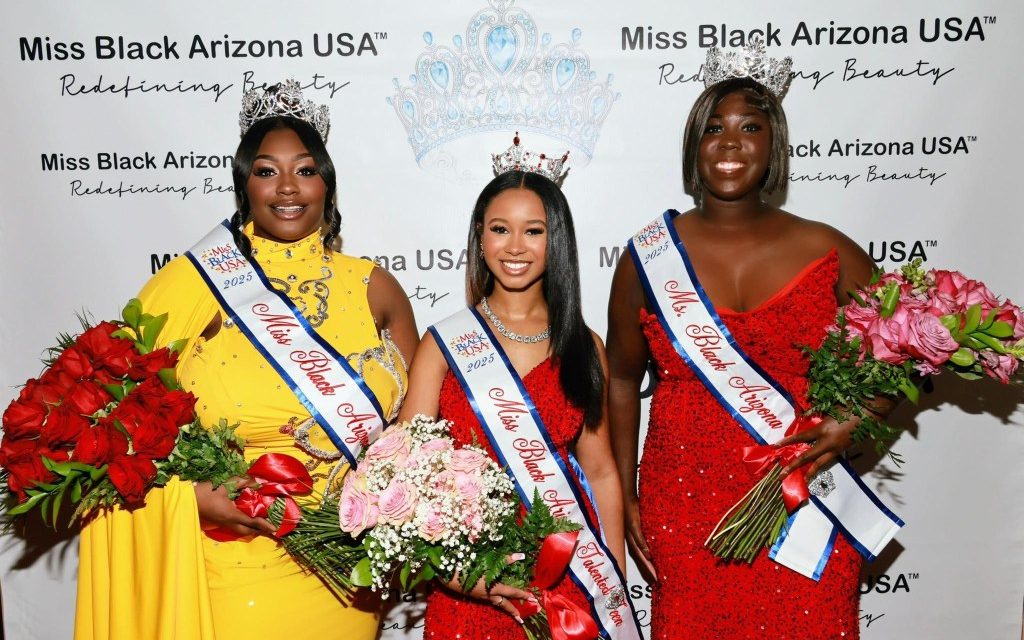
top-left (185, 221), bottom-right (385, 465)
top-left (432, 308), bottom-right (642, 639)
top-left (628, 210), bottom-right (903, 580)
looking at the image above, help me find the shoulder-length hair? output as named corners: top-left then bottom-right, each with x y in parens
top-left (681, 77), bottom-right (789, 197)
top-left (466, 171), bottom-right (604, 428)
top-left (229, 116), bottom-right (340, 258)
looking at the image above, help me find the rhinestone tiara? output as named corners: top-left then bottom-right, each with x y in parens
top-left (239, 79), bottom-right (331, 142)
top-left (492, 132), bottom-right (569, 185)
top-left (388, 0), bottom-right (618, 166)
top-left (703, 36), bottom-right (793, 98)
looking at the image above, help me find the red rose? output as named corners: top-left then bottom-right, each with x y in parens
top-left (51, 346), bottom-right (95, 381)
top-left (19, 378), bottom-right (61, 404)
top-left (40, 403), bottom-right (90, 447)
top-left (130, 422), bottom-right (178, 459)
top-left (64, 381), bottom-right (112, 417)
top-left (0, 438), bottom-right (57, 499)
top-left (131, 379), bottom-right (196, 429)
top-left (30, 370), bottom-right (76, 402)
top-left (72, 420), bottom-right (129, 466)
top-left (77, 322), bottom-right (135, 378)
top-left (107, 455), bottom-right (157, 505)
top-left (127, 348), bottom-right (178, 381)
top-left (2, 398), bottom-right (47, 439)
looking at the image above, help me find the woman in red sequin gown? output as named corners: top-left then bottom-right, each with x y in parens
top-left (400, 164), bottom-right (628, 638)
top-left (607, 78), bottom-right (886, 638)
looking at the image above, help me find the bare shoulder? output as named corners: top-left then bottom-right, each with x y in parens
top-left (786, 215), bottom-right (875, 298)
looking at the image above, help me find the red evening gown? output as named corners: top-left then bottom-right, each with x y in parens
top-left (639, 249), bottom-right (863, 639)
top-left (423, 358), bottom-right (602, 640)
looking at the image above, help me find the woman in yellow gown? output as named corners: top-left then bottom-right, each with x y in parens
top-left (75, 82), bottom-right (418, 640)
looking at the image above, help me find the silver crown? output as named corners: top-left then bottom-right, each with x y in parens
top-left (492, 133), bottom-right (569, 185)
top-left (388, 0), bottom-right (618, 166)
top-left (703, 37), bottom-right (793, 98)
top-left (239, 79), bottom-right (331, 142)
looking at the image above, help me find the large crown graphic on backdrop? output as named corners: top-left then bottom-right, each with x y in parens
top-left (703, 36), bottom-right (793, 98)
top-left (240, 79), bottom-right (331, 142)
top-left (388, 0), bottom-right (618, 165)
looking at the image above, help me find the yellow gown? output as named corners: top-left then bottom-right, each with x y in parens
top-left (75, 226), bottom-right (406, 639)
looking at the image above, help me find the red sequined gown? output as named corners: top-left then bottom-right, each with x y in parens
top-left (424, 358), bottom-right (601, 640)
top-left (639, 250), bottom-right (862, 639)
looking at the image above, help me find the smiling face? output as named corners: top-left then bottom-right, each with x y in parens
top-left (696, 90), bottom-right (773, 202)
top-left (479, 187), bottom-right (548, 294)
top-left (246, 127), bottom-right (327, 242)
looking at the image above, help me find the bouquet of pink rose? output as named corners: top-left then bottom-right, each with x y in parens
top-left (706, 261), bottom-right (1024, 562)
top-left (268, 415), bottom-right (582, 640)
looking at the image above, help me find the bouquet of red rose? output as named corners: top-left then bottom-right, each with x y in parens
top-left (706, 261), bottom-right (1024, 561)
top-left (0, 299), bottom-right (247, 525)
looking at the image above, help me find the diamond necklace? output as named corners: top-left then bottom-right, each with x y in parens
top-left (480, 297), bottom-right (551, 344)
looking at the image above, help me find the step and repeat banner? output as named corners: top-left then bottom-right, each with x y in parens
top-left (1, 1), bottom-right (1022, 638)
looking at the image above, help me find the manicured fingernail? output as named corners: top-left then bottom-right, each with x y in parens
top-left (510, 553), bottom-right (525, 561)
top-left (515, 616), bottom-right (524, 625)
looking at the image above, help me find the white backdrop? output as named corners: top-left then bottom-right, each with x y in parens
top-left (1, 1), bottom-right (1022, 638)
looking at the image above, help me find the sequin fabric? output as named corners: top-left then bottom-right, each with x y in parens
top-left (639, 250), bottom-right (862, 639)
top-left (424, 358), bottom-right (599, 640)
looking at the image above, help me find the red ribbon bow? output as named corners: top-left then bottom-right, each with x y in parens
top-left (204, 453), bottom-right (313, 542)
top-left (511, 530), bottom-right (600, 640)
top-left (741, 415), bottom-right (821, 512)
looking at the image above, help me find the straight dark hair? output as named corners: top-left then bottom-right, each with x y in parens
top-left (466, 171), bottom-right (604, 428)
top-left (681, 77), bottom-right (789, 197)
top-left (229, 116), bottom-right (340, 259)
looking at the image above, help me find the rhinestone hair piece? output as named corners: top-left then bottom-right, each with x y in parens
top-left (239, 79), bottom-right (331, 142)
top-left (492, 133), bottom-right (569, 185)
top-left (703, 36), bottom-right (793, 98)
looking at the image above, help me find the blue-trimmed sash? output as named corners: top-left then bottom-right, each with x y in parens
top-left (628, 210), bottom-right (903, 580)
top-left (431, 308), bottom-right (642, 640)
top-left (185, 221), bottom-right (386, 466)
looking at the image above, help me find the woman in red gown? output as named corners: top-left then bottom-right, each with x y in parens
top-left (606, 65), bottom-right (887, 638)
top-left (399, 157), bottom-right (630, 638)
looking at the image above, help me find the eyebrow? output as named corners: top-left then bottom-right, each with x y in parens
top-left (709, 110), bottom-right (763, 119)
top-left (254, 153), bottom-right (314, 161)
top-left (487, 217), bottom-right (548, 225)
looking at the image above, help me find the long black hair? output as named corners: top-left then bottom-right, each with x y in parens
top-left (467, 171), bottom-right (604, 428)
top-left (681, 77), bottom-right (790, 197)
top-left (229, 116), bottom-right (340, 258)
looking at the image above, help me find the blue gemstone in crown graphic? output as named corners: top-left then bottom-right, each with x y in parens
top-left (450, 330), bottom-right (492, 359)
top-left (200, 244), bottom-right (247, 274)
top-left (388, 0), bottom-right (619, 166)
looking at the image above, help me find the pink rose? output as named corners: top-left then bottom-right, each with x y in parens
top-left (430, 470), bottom-right (456, 494)
top-left (378, 480), bottom-right (418, 525)
top-left (416, 502), bottom-right (448, 542)
top-left (449, 448), bottom-right (490, 474)
top-left (995, 302), bottom-right (1024, 340)
top-left (927, 291), bottom-right (959, 317)
top-left (840, 301), bottom-right (880, 340)
top-left (899, 313), bottom-right (959, 367)
top-left (864, 315), bottom-right (909, 364)
top-left (933, 270), bottom-right (1000, 312)
top-left (980, 351), bottom-right (1019, 384)
top-left (365, 428), bottom-right (410, 465)
top-left (418, 438), bottom-right (453, 456)
top-left (454, 472), bottom-right (484, 509)
top-left (338, 473), bottom-right (379, 536)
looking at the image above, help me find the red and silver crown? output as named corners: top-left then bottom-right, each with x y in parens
top-left (492, 133), bottom-right (570, 185)
top-left (703, 36), bottom-right (793, 98)
top-left (239, 79), bottom-right (331, 142)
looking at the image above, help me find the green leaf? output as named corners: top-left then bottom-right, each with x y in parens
top-left (6, 492), bottom-right (47, 516)
top-left (102, 383), bottom-right (127, 401)
top-left (939, 315), bottom-right (959, 332)
top-left (963, 304), bottom-right (982, 333)
top-left (157, 368), bottom-right (179, 390)
top-left (167, 339), bottom-right (188, 355)
top-left (122, 299), bottom-right (143, 329)
top-left (949, 348), bottom-right (976, 367)
top-left (110, 328), bottom-right (135, 341)
top-left (954, 369), bottom-right (984, 381)
top-left (70, 478), bottom-right (83, 503)
top-left (350, 557), bottom-right (373, 587)
top-left (984, 321), bottom-right (1014, 339)
top-left (140, 313), bottom-right (168, 351)
top-left (399, 561), bottom-right (412, 590)
top-left (970, 332), bottom-right (1008, 353)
